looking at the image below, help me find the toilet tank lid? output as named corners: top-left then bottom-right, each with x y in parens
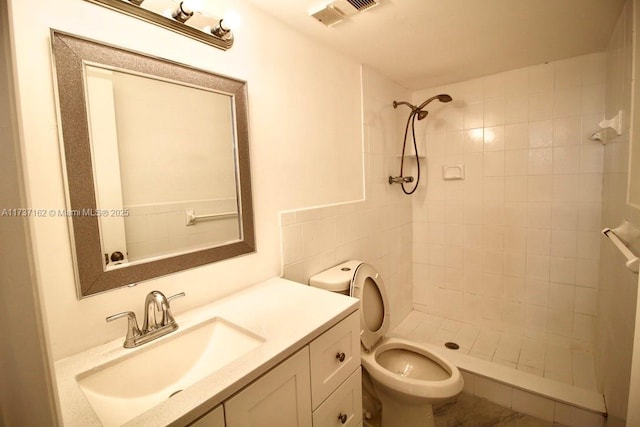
top-left (309, 260), bottom-right (363, 292)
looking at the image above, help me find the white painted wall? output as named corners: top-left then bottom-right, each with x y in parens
top-left (6, 0), bottom-right (363, 360)
top-left (280, 66), bottom-right (414, 328)
top-left (0, 2), bottom-right (58, 424)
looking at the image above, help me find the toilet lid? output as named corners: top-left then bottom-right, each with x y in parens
top-left (350, 263), bottom-right (390, 351)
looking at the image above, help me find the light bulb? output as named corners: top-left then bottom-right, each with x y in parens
top-left (222, 10), bottom-right (241, 31)
top-left (172, 0), bottom-right (200, 22)
top-left (208, 10), bottom-right (240, 41)
top-left (181, 0), bottom-right (205, 14)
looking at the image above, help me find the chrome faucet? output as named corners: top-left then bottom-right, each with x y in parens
top-left (143, 290), bottom-right (174, 332)
top-left (106, 290), bottom-right (185, 348)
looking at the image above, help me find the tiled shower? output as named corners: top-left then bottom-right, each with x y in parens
top-left (410, 53), bottom-right (606, 350)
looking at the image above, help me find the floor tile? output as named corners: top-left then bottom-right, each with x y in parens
top-left (392, 309), bottom-right (598, 393)
top-left (495, 334), bottom-right (523, 362)
top-left (433, 393), bottom-right (565, 427)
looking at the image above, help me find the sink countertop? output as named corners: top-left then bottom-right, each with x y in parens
top-left (54, 277), bottom-right (359, 426)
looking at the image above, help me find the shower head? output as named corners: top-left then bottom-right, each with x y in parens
top-left (393, 94), bottom-right (452, 120)
top-left (416, 94), bottom-right (453, 111)
top-left (414, 93), bottom-right (452, 120)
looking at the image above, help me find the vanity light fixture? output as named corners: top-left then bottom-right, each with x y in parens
top-left (82, 0), bottom-right (236, 50)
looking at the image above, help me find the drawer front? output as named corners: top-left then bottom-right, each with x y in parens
top-left (310, 311), bottom-right (361, 408)
top-left (312, 367), bottom-right (362, 427)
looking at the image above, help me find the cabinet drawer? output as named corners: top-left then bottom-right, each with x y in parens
top-left (312, 367), bottom-right (362, 427)
top-left (310, 311), bottom-right (360, 408)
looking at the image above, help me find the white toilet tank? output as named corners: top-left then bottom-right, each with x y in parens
top-left (309, 260), bottom-right (362, 295)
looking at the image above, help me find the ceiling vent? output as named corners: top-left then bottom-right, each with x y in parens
top-left (310, 0), bottom-right (380, 26)
top-left (345, 0), bottom-right (379, 12)
top-left (310, 5), bottom-right (345, 27)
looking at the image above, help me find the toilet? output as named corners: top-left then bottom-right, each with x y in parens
top-left (310, 260), bottom-right (463, 427)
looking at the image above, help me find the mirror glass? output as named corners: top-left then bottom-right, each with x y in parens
top-left (85, 65), bottom-right (240, 265)
top-left (51, 31), bottom-right (255, 297)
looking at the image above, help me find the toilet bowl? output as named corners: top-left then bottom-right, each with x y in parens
top-left (310, 260), bottom-right (463, 427)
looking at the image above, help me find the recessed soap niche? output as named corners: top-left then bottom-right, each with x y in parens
top-left (443, 164), bottom-right (465, 180)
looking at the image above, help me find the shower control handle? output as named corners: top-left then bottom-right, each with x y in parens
top-left (338, 413), bottom-right (347, 424)
top-left (388, 175), bottom-right (414, 185)
top-left (336, 352), bottom-right (346, 362)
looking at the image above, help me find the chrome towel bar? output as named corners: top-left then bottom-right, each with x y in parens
top-left (602, 222), bottom-right (639, 274)
top-left (185, 210), bottom-right (238, 226)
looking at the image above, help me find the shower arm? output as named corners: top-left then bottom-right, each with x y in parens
top-left (393, 100), bottom-right (418, 111)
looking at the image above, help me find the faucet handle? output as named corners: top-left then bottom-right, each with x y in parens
top-left (106, 311), bottom-right (142, 348)
top-left (167, 292), bottom-right (185, 303)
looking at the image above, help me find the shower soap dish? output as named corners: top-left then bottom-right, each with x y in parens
top-left (599, 110), bottom-right (623, 136)
top-left (589, 110), bottom-right (624, 143)
top-left (442, 164), bottom-right (464, 180)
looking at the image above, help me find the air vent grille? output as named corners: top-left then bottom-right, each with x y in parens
top-left (310, 0), bottom-right (379, 27)
top-left (346, 0), bottom-right (378, 12)
top-left (310, 6), bottom-right (344, 26)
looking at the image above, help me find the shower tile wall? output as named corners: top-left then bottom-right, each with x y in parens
top-left (280, 66), bottom-right (414, 328)
top-left (411, 53), bottom-right (607, 349)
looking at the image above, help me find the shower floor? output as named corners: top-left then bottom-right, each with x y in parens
top-left (389, 310), bottom-right (606, 416)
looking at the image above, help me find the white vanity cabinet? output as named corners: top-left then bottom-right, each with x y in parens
top-left (189, 311), bottom-right (361, 427)
top-left (225, 347), bottom-right (312, 427)
top-left (309, 311), bottom-right (362, 426)
top-left (312, 368), bottom-right (362, 427)
top-left (309, 310), bottom-right (360, 408)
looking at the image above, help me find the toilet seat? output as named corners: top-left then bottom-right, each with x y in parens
top-left (360, 337), bottom-right (463, 401)
top-left (350, 263), bottom-right (390, 351)
top-left (349, 263), bottom-right (462, 401)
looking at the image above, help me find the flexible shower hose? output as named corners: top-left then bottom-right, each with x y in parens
top-left (399, 109), bottom-right (420, 195)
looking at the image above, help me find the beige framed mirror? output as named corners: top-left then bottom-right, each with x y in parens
top-left (51, 30), bottom-right (255, 297)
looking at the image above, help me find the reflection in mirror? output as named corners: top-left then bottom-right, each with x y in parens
top-left (85, 65), bottom-right (240, 265)
top-left (51, 30), bottom-right (255, 297)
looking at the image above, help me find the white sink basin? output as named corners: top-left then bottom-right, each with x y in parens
top-left (76, 317), bottom-right (264, 426)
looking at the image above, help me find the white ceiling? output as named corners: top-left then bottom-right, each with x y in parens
top-left (244, 0), bottom-right (626, 90)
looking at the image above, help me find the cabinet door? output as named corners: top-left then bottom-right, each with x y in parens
top-left (312, 367), bottom-right (362, 427)
top-left (225, 347), bottom-right (312, 427)
top-left (189, 404), bottom-right (225, 427)
top-left (309, 311), bottom-right (360, 408)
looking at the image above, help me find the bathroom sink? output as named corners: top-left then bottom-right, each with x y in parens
top-left (76, 317), bottom-right (264, 426)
